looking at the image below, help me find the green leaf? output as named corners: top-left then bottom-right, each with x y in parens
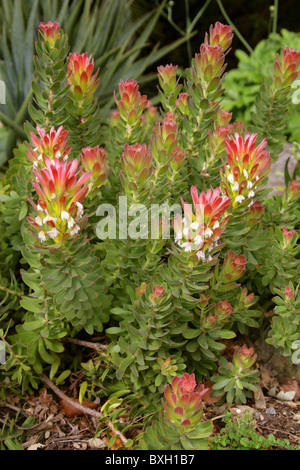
top-left (21, 319), bottom-right (44, 330)
top-left (116, 356), bottom-right (134, 380)
top-left (183, 328), bottom-right (201, 339)
top-left (20, 297), bottom-right (43, 314)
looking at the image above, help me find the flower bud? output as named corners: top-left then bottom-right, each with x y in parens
top-left (287, 180), bottom-right (300, 201)
top-left (157, 64), bottom-right (178, 95)
top-left (274, 47), bottom-right (300, 88)
top-left (149, 285), bottom-right (164, 305)
top-left (233, 344), bottom-right (257, 369)
top-left (204, 22), bottom-right (234, 53)
top-left (282, 226), bottom-right (296, 249)
top-left (162, 373), bottom-right (208, 428)
top-left (283, 285), bottom-right (294, 300)
top-left (220, 250), bottom-right (246, 282)
top-left (121, 143), bottom-right (153, 186)
top-left (175, 92), bottom-right (190, 115)
top-left (80, 146), bottom-right (109, 190)
top-left (115, 80), bottom-right (149, 125)
top-left (39, 21), bottom-right (61, 48)
top-left (193, 44), bottom-right (225, 84)
top-left (67, 52), bottom-right (100, 102)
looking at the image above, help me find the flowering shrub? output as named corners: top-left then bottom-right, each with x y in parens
top-left (0, 19), bottom-right (299, 448)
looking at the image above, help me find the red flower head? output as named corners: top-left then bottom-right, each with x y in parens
top-left (193, 44), bottom-right (225, 83)
top-left (162, 373), bottom-right (208, 428)
top-left (274, 47), bottom-right (300, 88)
top-left (115, 80), bottom-right (150, 126)
top-left (220, 250), bottom-right (247, 282)
top-left (27, 126), bottom-right (70, 169)
top-left (175, 92), bottom-right (190, 116)
top-left (121, 144), bottom-right (153, 188)
top-left (287, 180), bottom-right (300, 202)
top-left (283, 285), bottom-right (294, 299)
top-left (150, 116), bottom-right (181, 164)
top-left (80, 146), bottom-right (109, 191)
top-left (27, 158), bottom-right (91, 245)
top-left (157, 64), bottom-right (178, 95)
top-left (204, 22), bottom-right (234, 53)
top-left (233, 344), bottom-right (257, 369)
top-left (173, 186), bottom-right (231, 262)
top-left (67, 52), bottom-right (100, 101)
top-left (221, 133), bottom-right (271, 208)
top-left (282, 226), bottom-right (297, 249)
top-left (239, 287), bottom-right (255, 309)
top-left (39, 21), bottom-right (61, 47)
top-left (216, 108), bottom-right (232, 126)
top-left (214, 299), bottom-right (234, 319)
top-left (149, 285), bottom-right (164, 304)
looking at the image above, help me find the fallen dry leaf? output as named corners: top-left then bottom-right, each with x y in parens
top-left (202, 380), bottom-right (224, 404)
top-left (59, 398), bottom-right (99, 418)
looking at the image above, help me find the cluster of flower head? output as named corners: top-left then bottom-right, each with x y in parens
top-left (27, 156), bottom-right (91, 245)
top-left (162, 373), bottom-right (208, 428)
top-left (221, 133), bottom-right (271, 208)
top-left (27, 126), bottom-right (70, 169)
top-left (173, 186), bottom-right (231, 262)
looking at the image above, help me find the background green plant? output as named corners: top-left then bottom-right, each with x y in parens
top-left (0, 0), bottom-right (196, 165)
top-left (223, 29), bottom-right (300, 142)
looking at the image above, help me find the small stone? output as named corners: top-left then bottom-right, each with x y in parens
top-left (276, 390), bottom-right (296, 401)
top-left (266, 406), bottom-right (276, 415)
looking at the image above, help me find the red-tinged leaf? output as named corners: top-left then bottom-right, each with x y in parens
top-left (174, 406), bottom-right (184, 416)
top-left (181, 418), bottom-right (192, 426)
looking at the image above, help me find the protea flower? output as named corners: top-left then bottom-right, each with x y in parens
top-left (157, 64), bottom-right (178, 95)
top-left (150, 116), bottom-right (184, 167)
top-left (282, 226), bottom-right (297, 249)
top-left (39, 21), bottom-right (61, 48)
top-left (238, 287), bottom-right (255, 309)
top-left (175, 92), bottom-right (190, 116)
top-left (80, 146), bottom-right (109, 191)
top-left (286, 180), bottom-right (300, 201)
top-left (27, 157), bottom-right (92, 245)
top-left (67, 52), bottom-right (100, 102)
top-left (232, 344), bottom-right (257, 370)
top-left (149, 285), bottom-right (164, 305)
top-left (193, 44), bottom-right (225, 84)
top-left (283, 285), bottom-right (295, 300)
top-left (221, 133), bottom-right (271, 208)
top-left (201, 300), bottom-right (233, 330)
top-left (115, 79), bottom-right (149, 126)
top-left (162, 373), bottom-right (208, 428)
top-left (219, 250), bottom-right (247, 282)
top-left (173, 186), bottom-right (231, 262)
top-left (204, 22), bottom-right (234, 53)
top-left (274, 47), bottom-right (300, 88)
top-left (121, 143), bottom-right (153, 186)
top-left (27, 126), bottom-right (71, 169)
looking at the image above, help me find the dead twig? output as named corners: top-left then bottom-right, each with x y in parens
top-left (40, 374), bottom-right (128, 445)
top-left (59, 337), bottom-right (108, 351)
